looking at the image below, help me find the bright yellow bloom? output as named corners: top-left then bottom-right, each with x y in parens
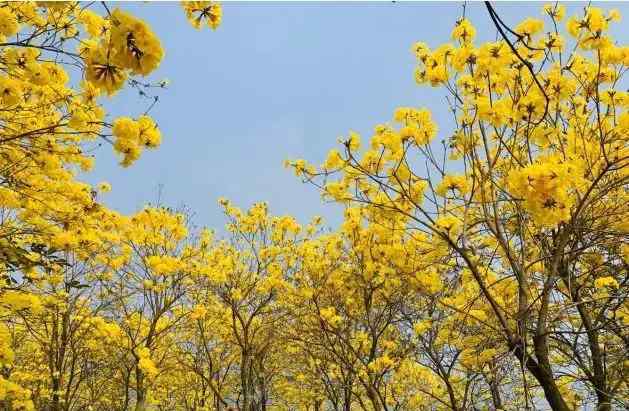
top-left (182, 1), bottom-right (222, 30)
top-left (451, 18), bottom-right (475, 44)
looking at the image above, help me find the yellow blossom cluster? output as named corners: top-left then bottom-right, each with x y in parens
top-left (506, 158), bottom-right (587, 226)
top-left (84, 8), bottom-right (164, 95)
top-left (112, 115), bottom-right (162, 166)
top-left (182, 1), bottom-right (222, 30)
top-left (137, 346), bottom-right (159, 379)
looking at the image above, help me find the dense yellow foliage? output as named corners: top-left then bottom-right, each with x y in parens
top-left (288, 4), bottom-right (629, 411)
top-left (1, 2), bottom-right (627, 411)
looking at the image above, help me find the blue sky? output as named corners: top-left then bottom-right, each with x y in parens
top-left (85, 1), bottom-right (629, 231)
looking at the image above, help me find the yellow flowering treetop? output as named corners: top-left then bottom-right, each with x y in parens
top-left (0, 1), bottom-right (166, 283)
top-left (0, 2), bottom-right (221, 410)
top-left (290, 4), bottom-right (629, 411)
top-left (0, 1), bottom-right (162, 408)
top-left (193, 199), bottom-right (303, 411)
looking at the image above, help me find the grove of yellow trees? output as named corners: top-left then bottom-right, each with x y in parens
top-left (0, 2), bottom-right (627, 411)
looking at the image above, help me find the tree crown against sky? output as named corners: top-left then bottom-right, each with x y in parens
top-left (1, 2), bottom-right (628, 411)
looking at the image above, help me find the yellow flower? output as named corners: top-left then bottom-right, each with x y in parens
top-left (435, 215), bottom-right (462, 237)
top-left (52, 230), bottom-right (79, 250)
top-left (347, 131), bottom-right (361, 151)
top-left (435, 175), bottom-right (469, 197)
top-left (323, 149), bottom-right (344, 171)
top-left (393, 107), bottom-right (437, 145)
top-left (76, 9), bottom-right (107, 37)
top-left (412, 42), bottom-right (430, 61)
top-left (136, 347), bottom-right (159, 378)
top-left (137, 115), bottom-right (162, 148)
top-left (506, 158), bottom-right (586, 227)
top-left (451, 18), bottom-right (476, 44)
top-left (0, 7), bottom-right (19, 38)
top-left (182, 1), bottom-right (222, 30)
top-left (85, 47), bottom-right (128, 95)
top-left (608, 9), bottom-right (621, 23)
top-left (413, 320), bottom-right (431, 335)
top-left (594, 276), bottom-right (619, 289)
top-left (586, 7), bottom-right (609, 33)
top-left (190, 304), bottom-right (208, 320)
top-left (543, 4), bottom-right (565, 21)
top-left (0, 291), bottom-right (43, 313)
top-left (319, 306), bottom-right (342, 327)
top-left (97, 182), bottom-right (112, 193)
top-left (113, 117), bottom-right (139, 141)
top-left (515, 18), bottom-right (544, 38)
top-left (0, 76), bottom-right (23, 106)
top-left (110, 9), bottom-right (164, 76)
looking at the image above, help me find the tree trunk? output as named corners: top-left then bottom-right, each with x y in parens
top-left (512, 340), bottom-right (570, 411)
top-left (240, 353), bottom-right (253, 411)
top-left (365, 385), bottom-right (382, 411)
top-left (51, 375), bottom-right (60, 411)
top-left (487, 374), bottom-right (503, 410)
top-left (135, 366), bottom-right (147, 411)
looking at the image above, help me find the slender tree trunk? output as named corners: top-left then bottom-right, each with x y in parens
top-left (123, 368), bottom-right (131, 411)
top-left (487, 373), bottom-right (503, 410)
top-left (512, 340), bottom-right (570, 411)
top-left (569, 283), bottom-right (610, 411)
top-left (343, 380), bottom-right (352, 411)
top-left (365, 385), bottom-right (382, 411)
top-left (51, 374), bottom-right (61, 411)
top-left (240, 352), bottom-right (252, 411)
top-left (135, 366), bottom-right (147, 411)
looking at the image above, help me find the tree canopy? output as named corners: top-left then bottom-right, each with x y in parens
top-left (1, 2), bottom-right (627, 411)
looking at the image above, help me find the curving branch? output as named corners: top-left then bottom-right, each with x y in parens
top-left (485, 1), bottom-right (550, 126)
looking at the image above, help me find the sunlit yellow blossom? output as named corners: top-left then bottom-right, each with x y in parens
top-left (182, 1), bottom-right (222, 30)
